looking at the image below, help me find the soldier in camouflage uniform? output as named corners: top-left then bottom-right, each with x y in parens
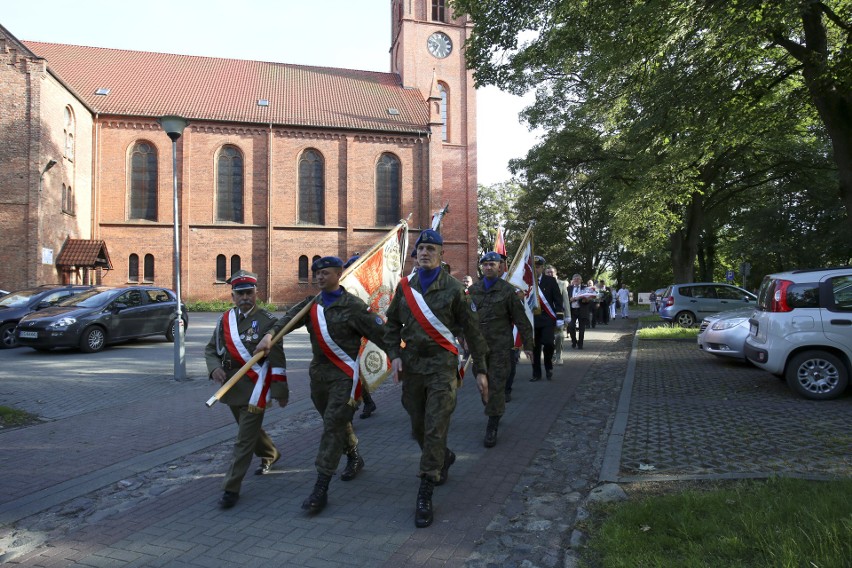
top-left (205, 270), bottom-right (289, 509)
top-left (256, 256), bottom-right (386, 514)
top-left (468, 252), bottom-right (534, 448)
top-left (384, 229), bottom-right (489, 528)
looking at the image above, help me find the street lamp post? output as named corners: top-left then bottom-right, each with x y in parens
top-left (158, 116), bottom-right (188, 381)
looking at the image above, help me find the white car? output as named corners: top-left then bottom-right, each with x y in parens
top-left (745, 267), bottom-right (852, 400)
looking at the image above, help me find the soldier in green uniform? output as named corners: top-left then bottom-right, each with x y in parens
top-left (467, 252), bottom-right (534, 448)
top-left (204, 270), bottom-right (289, 509)
top-left (255, 256), bottom-right (387, 514)
top-left (384, 229), bottom-right (489, 528)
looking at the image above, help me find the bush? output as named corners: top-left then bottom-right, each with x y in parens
top-left (184, 299), bottom-right (280, 312)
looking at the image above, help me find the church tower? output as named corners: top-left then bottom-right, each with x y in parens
top-left (390, 0), bottom-right (478, 277)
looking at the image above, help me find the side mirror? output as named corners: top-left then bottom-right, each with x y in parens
top-left (36, 301), bottom-right (52, 309)
top-left (112, 302), bottom-right (128, 312)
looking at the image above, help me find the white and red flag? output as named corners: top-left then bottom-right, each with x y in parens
top-left (339, 221), bottom-right (409, 392)
top-left (504, 225), bottom-right (538, 347)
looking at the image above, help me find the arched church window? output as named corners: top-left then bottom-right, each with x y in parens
top-left (230, 255), bottom-right (241, 276)
top-left (64, 106), bottom-right (75, 161)
top-left (438, 82), bottom-right (449, 142)
top-left (128, 254), bottom-right (139, 282)
top-left (216, 255), bottom-right (227, 282)
top-left (143, 254), bottom-right (155, 282)
top-left (376, 153), bottom-right (401, 226)
top-left (299, 255), bottom-right (309, 282)
top-left (432, 0), bottom-right (447, 22)
top-left (299, 149), bottom-right (325, 225)
top-left (216, 145), bottom-right (244, 223)
top-left (129, 141), bottom-right (158, 221)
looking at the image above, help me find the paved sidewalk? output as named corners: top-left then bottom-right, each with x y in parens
top-left (1, 319), bottom-right (633, 567)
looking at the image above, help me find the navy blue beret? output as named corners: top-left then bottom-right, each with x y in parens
top-left (311, 256), bottom-right (344, 271)
top-left (479, 251), bottom-right (503, 264)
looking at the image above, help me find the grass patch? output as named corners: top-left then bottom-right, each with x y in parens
top-left (0, 406), bottom-right (40, 428)
top-left (637, 326), bottom-right (699, 340)
top-left (185, 299), bottom-right (280, 312)
top-left (580, 478), bottom-right (852, 568)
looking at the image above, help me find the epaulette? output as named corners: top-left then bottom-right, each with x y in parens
top-left (259, 309), bottom-right (275, 319)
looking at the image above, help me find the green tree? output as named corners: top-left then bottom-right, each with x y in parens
top-left (454, 0), bottom-right (851, 277)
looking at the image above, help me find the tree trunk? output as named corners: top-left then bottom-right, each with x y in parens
top-left (669, 192), bottom-right (704, 282)
top-left (797, 5), bottom-right (852, 236)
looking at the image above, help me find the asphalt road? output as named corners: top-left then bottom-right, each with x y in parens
top-left (0, 312), bottom-right (314, 381)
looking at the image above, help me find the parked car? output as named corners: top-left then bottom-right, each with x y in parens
top-left (0, 285), bottom-right (92, 348)
top-left (659, 282), bottom-right (757, 327)
top-left (697, 308), bottom-right (755, 360)
top-left (745, 267), bottom-right (852, 400)
top-left (0, 289), bottom-right (9, 297)
top-left (15, 286), bottom-right (188, 352)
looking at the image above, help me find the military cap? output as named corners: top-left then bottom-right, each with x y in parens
top-left (343, 253), bottom-right (360, 269)
top-left (227, 269), bottom-right (258, 290)
top-left (311, 256), bottom-right (344, 272)
top-left (415, 229), bottom-right (443, 248)
top-left (479, 251), bottom-right (503, 264)
top-left (534, 255), bottom-right (546, 265)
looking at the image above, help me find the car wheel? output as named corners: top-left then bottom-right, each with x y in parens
top-left (165, 317), bottom-right (187, 342)
top-left (785, 350), bottom-right (849, 400)
top-left (0, 322), bottom-right (18, 349)
top-left (80, 326), bottom-right (106, 353)
top-left (675, 311), bottom-right (695, 327)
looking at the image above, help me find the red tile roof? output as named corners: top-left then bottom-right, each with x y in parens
top-left (56, 239), bottom-right (113, 269)
top-left (24, 42), bottom-right (429, 134)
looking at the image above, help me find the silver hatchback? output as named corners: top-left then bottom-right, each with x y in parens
top-left (659, 282), bottom-right (757, 327)
top-left (745, 267), bottom-right (852, 400)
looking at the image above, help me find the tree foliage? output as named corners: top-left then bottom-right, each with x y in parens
top-left (456, 0), bottom-right (852, 283)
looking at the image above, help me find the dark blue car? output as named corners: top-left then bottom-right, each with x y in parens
top-left (0, 285), bottom-right (92, 348)
top-left (16, 286), bottom-right (188, 352)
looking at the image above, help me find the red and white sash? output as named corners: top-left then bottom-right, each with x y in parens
top-left (310, 303), bottom-right (362, 400)
top-left (399, 275), bottom-right (459, 356)
top-left (222, 309), bottom-right (286, 410)
top-left (538, 279), bottom-right (557, 321)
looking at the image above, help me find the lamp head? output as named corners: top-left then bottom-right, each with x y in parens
top-left (158, 115), bottom-right (188, 142)
top-left (43, 159), bottom-right (58, 174)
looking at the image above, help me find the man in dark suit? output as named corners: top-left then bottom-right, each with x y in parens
top-left (568, 274), bottom-right (593, 349)
top-left (530, 256), bottom-right (564, 381)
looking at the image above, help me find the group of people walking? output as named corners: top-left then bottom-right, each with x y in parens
top-left (203, 233), bottom-right (629, 528)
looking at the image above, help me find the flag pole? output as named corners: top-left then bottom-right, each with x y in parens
top-left (205, 215), bottom-right (411, 407)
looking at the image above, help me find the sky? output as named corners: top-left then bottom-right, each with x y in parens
top-left (2, 0), bottom-right (540, 186)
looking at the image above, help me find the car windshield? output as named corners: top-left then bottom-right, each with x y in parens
top-left (57, 289), bottom-right (115, 308)
top-left (0, 289), bottom-right (41, 307)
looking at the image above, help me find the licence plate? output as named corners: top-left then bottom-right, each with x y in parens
top-left (18, 331), bottom-right (38, 339)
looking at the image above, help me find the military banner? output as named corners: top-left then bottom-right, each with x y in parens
top-left (504, 225), bottom-right (538, 347)
top-left (340, 222), bottom-right (409, 392)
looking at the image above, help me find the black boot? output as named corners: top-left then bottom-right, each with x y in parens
top-left (340, 446), bottom-right (365, 481)
top-left (360, 390), bottom-right (377, 419)
top-left (415, 477), bottom-right (435, 528)
top-left (484, 416), bottom-right (500, 448)
top-left (436, 448), bottom-right (455, 486)
top-left (301, 473), bottom-right (332, 514)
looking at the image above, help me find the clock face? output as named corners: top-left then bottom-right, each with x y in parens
top-left (427, 32), bottom-right (452, 59)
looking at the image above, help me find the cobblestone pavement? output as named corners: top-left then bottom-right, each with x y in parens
top-left (617, 340), bottom-right (851, 481)
top-left (1, 314), bottom-right (849, 567)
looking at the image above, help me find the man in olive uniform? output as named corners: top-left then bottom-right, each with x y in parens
top-left (384, 229), bottom-right (489, 528)
top-left (468, 252), bottom-right (534, 448)
top-left (205, 270), bottom-right (289, 509)
top-left (255, 256), bottom-right (387, 514)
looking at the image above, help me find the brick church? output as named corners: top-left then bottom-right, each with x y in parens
top-left (0, 0), bottom-right (477, 303)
